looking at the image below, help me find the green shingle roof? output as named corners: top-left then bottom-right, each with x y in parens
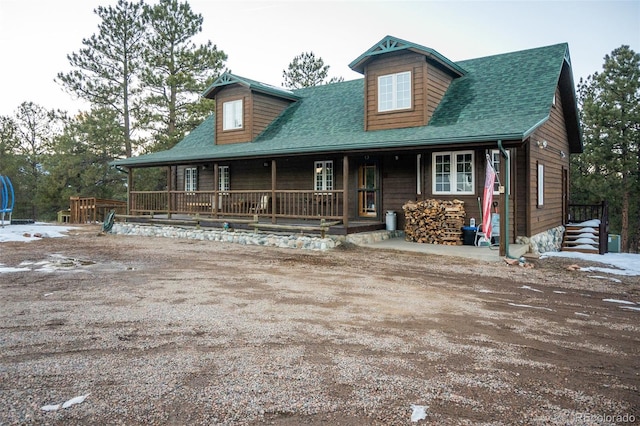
top-left (202, 72), bottom-right (300, 100)
top-left (113, 41), bottom-right (580, 167)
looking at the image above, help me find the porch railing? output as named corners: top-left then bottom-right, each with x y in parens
top-left (129, 190), bottom-right (344, 221)
top-left (567, 201), bottom-right (609, 254)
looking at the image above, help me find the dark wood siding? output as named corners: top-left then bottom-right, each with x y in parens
top-left (514, 147), bottom-right (528, 238)
top-left (425, 63), bottom-right (454, 123)
top-left (381, 154), bottom-right (416, 230)
top-left (252, 93), bottom-right (292, 140)
top-left (527, 86), bottom-right (571, 236)
top-left (420, 147), bottom-right (519, 242)
top-left (363, 51), bottom-right (454, 131)
top-left (364, 51), bottom-right (427, 131)
top-left (215, 86), bottom-right (252, 145)
top-left (177, 165), bottom-right (214, 191)
top-left (215, 86), bottom-right (294, 145)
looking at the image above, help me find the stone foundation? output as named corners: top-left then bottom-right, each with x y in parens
top-left (516, 225), bottom-right (565, 255)
top-left (109, 223), bottom-right (406, 252)
top-left (110, 223), bottom-right (339, 251)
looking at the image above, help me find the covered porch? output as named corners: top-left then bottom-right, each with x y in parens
top-left (121, 155), bottom-right (390, 235)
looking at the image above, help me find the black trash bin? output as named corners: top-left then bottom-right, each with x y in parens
top-left (462, 226), bottom-right (477, 246)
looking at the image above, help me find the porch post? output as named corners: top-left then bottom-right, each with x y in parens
top-left (343, 155), bottom-right (349, 227)
top-left (271, 159), bottom-right (277, 224)
top-left (213, 163), bottom-right (219, 219)
top-left (127, 167), bottom-right (133, 215)
top-left (499, 149), bottom-right (507, 257)
top-left (166, 166), bottom-right (172, 219)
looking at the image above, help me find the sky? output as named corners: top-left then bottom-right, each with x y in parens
top-left (0, 0), bottom-right (639, 117)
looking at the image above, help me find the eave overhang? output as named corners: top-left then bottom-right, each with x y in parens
top-left (202, 72), bottom-right (300, 101)
top-left (349, 35), bottom-right (467, 77)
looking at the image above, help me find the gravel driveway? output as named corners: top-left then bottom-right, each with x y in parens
top-left (1, 225), bottom-right (638, 425)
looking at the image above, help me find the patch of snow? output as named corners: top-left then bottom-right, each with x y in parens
top-left (0, 223), bottom-right (77, 243)
top-left (61, 394), bottom-right (90, 409)
top-left (540, 251), bottom-right (640, 276)
top-left (520, 285), bottom-right (543, 293)
top-left (576, 232), bottom-right (597, 238)
top-left (574, 237), bottom-right (598, 244)
top-left (570, 226), bottom-right (597, 233)
top-left (572, 244), bottom-right (598, 250)
top-left (587, 275), bottom-right (622, 283)
top-left (574, 312), bottom-right (590, 317)
top-left (40, 404), bottom-right (60, 411)
top-left (553, 291), bottom-right (567, 294)
top-left (574, 219), bottom-right (600, 227)
top-left (410, 404), bottom-right (428, 422)
top-left (602, 298), bottom-right (636, 305)
top-left (478, 289), bottom-right (493, 293)
top-left (620, 306), bottom-right (640, 312)
top-left (507, 303), bottom-right (554, 312)
top-left (0, 264), bottom-right (30, 273)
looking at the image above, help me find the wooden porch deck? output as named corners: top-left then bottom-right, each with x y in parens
top-left (116, 214), bottom-right (385, 236)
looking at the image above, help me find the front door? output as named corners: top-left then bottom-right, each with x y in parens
top-left (358, 163), bottom-right (378, 217)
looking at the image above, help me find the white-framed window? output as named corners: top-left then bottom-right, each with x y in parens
top-left (218, 165), bottom-right (230, 192)
top-left (314, 160), bottom-right (333, 192)
top-left (537, 163), bottom-right (544, 207)
top-left (378, 71), bottom-right (411, 112)
top-left (223, 99), bottom-right (243, 130)
top-left (185, 167), bottom-right (198, 192)
top-left (432, 151), bottom-right (474, 194)
top-left (490, 149), bottom-right (510, 195)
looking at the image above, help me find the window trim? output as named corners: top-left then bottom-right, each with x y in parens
top-left (222, 99), bottom-right (243, 131)
top-left (218, 165), bottom-right (230, 193)
top-left (185, 167), bottom-right (198, 192)
top-left (377, 71), bottom-right (412, 112)
top-left (314, 160), bottom-right (334, 194)
top-left (537, 162), bottom-right (544, 207)
top-left (432, 151), bottom-right (475, 195)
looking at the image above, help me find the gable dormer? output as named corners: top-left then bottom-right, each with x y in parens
top-left (202, 73), bottom-right (299, 145)
top-left (349, 36), bottom-right (466, 131)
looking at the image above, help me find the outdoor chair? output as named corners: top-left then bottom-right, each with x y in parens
top-left (249, 195), bottom-right (270, 214)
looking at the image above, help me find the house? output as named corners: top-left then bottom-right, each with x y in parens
top-left (112, 35), bottom-right (582, 252)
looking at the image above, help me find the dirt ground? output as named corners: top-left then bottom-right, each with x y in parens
top-left (1, 225), bottom-right (638, 425)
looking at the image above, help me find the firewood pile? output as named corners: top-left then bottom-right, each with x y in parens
top-left (402, 199), bottom-right (465, 244)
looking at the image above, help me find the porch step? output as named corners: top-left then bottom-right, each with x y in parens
top-left (561, 224), bottom-right (600, 253)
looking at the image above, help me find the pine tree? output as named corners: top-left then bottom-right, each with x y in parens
top-left (573, 45), bottom-right (640, 252)
top-left (11, 102), bottom-right (65, 219)
top-left (56, 0), bottom-right (146, 158)
top-left (282, 52), bottom-right (343, 89)
top-left (140, 0), bottom-right (227, 152)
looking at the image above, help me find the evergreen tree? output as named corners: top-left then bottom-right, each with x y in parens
top-left (11, 102), bottom-right (65, 220)
top-left (141, 0), bottom-right (227, 152)
top-left (41, 108), bottom-right (128, 217)
top-left (573, 45), bottom-right (640, 252)
top-left (0, 115), bottom-right (19, 176)
top-left (56, 0), bottom-right (146, 158)
top-left (282, 52), bottom-right (343, 89)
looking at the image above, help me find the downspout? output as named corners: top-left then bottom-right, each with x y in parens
top-left (497, 140), bottom-right (516, 259)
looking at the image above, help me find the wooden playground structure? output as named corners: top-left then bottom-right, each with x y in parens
top-left (61, 197), bottom-right (127, 224)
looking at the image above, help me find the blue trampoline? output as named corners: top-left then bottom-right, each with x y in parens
top-left (1, 175), bottom-right (15, 227)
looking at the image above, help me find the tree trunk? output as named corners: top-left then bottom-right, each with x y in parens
top-left (621, 190), bottom-right (629, 252)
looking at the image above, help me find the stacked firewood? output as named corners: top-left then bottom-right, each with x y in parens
top-left (402, 199), bottom-right (465, 244)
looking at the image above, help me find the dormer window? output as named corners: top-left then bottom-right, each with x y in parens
top-left (223, 99), bottom-right (243, 130)
top-left (378, 71), bottom-right (411, 112)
